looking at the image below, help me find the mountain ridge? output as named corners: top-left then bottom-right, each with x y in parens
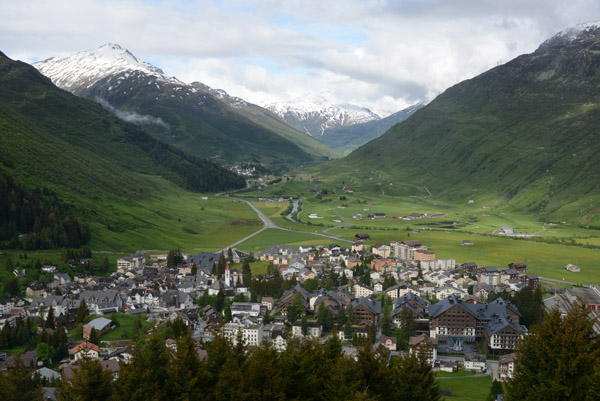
top-left (336, 23), bottom-right (600, 222)
top-left (266, 92), bottom-right (381, 137)
top-left (33, 44), bottom-right (337, 165)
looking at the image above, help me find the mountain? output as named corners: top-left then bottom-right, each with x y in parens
top-left (266, 92), bottom-right (381, 137)
top-left (340, 22), bottom-right (600, 222)
top-left (0, 50), bottom-right (245, 248)
top-left (317, 103), bottom-right (424, 154)
top-left (34, 44), bottom-right (337, 165)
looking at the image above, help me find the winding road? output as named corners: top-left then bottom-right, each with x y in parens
top-left (219, 197), bottom-right (353, 252)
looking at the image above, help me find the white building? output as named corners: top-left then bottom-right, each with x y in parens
top-left (292, 320), bottom-right (322, 338)
top-left (230, 302), bottom-right (262, 319)
top-left (222, 322), bottom-right (264, 347)
top-left (353, 283), bottom-right (374, 298)
top-left (464, 353), bottom-right (486, 372)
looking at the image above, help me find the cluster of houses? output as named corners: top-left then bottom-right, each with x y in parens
top-left (229, 165), bottom-right (256, 176)
top-left (258, 196), bottom-right (293, 203)
top-left (352, 212), bottom-right (446, 221)
top-left (0, 234), bottom-right (548, 385)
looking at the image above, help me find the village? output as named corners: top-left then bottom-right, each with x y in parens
top-left (1, 233), bottom-right (599, 397)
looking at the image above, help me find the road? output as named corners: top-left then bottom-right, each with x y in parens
top-left (537, 276), bottom-right (589, 287)
top-left (219, 197), bottom-right (353, 252)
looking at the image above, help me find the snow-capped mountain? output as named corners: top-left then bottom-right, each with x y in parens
top-left (538, 20), bottom-right (600, 50)
top-left (33, 43), bottom-right (183, 94)
top-left (31, 43), bottom-right (337, 163)
top-left (266, 92), bottom-right (381, 137)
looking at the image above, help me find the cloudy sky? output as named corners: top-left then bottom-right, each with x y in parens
top-left (2, 0), bottom-right (599, 116)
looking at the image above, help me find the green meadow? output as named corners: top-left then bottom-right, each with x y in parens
top-left (437, 376), bottom-right (493, 401)
top-left (237, 229), bottom-right (336, 251)
top-left (85, 182), bottom-right (262, 252)
top-left (237, 177), bottom-right (600, 284)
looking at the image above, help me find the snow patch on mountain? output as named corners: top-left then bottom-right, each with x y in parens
top-left (538, 21), bottom-right (600, 51)
top-left (33, 43), bottom-right (183, 93)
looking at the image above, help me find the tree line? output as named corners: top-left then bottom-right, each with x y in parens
top-left (0, 169), bottom-right (90, 250)
top-left (1, 327), bottom-right (441, 401)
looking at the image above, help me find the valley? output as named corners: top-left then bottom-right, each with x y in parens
top-left (233, 177), bottom-right (600, 285)
top-left (3, 12), bottom-right (600, 401)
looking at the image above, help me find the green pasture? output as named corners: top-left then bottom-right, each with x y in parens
top-left (249, 175), bottom-right (600, 238)
top-left (437, 375), bottom-right (493, 400)
top-left (435, 370), bottom-right (478, 377)
top-left (328, 228), bottom-right (600, 283)
top-left (237, 229), bottom-right (334, 251)
top-left (86, 181), bottom-right (262, 253)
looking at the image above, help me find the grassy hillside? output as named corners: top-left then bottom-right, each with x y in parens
top-left (332, 29), bottom-right (600, 223)
top-left (0, 51), bottom-right (256, 252)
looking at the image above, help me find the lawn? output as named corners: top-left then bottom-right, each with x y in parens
top-left (229, 260), bottom-right (272, 276)
top-left (99, 314), bottom-right (152, 342)
top-left (68, 314), bottom-right (152, 342)
top-left (437, 375), bottom-right (493, 400)
top-left (0, 345), bottom-right (28, 354)
top-left (435, 370), bottom-right (478, 377)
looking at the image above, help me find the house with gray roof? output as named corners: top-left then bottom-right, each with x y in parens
top-left (351, 297), bottom-right (381, 326)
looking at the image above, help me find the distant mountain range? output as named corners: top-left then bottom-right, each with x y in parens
top-left (336, 21), bottom-right (600, 222)
top-left (266, 93), bottom-right (424, 153)
top-left (266, 92), bottom-right (381, 136)
top-left (34, 44), bottom-right (337, 165)
top-left (317, 103), bottom-right (423, 154)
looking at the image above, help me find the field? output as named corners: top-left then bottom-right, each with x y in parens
top-left (437, 376), bottom-right (493, 400)
top-left (84, 182), bottom-right (262, 253)
top-left (237, 229), bottom-right (336, 251)
top-left (237, 177), bottom-right (600, 284)
top-left (326, 228), bottom-right (600, 283)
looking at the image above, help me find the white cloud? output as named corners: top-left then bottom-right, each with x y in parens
top-left (1, 0), bottom-right (600, 115)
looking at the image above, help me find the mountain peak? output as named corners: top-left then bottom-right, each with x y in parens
top-left (33, 43), bottom-right (182, 93)
top-left (266, 96), bottom-right (381, 137)
top-left (538, 20), bottom-right (600, 51)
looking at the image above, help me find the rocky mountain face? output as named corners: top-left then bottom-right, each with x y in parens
top-left (339, 22), bottom-right (600, 222)
top-left (33, 44), bottom-right (336, 165)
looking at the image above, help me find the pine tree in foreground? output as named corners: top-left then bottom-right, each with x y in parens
top-left (505, 303), bottom-right (600, 401)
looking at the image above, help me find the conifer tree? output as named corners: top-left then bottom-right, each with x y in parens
top-left (0, 357), bottom-right (44, 401)
top-left (242, 257), bottom-right (252, 285)
top-left (76, 300), bottom-right (88, 325)
top-left (57, 359), bottom-right (113, 401)
top-left (505, 303), bottom-right (600, 400)
top-left (45, 306), bottom-right (55, 328)
top-left (216, 254), bottom-right (226, 278)
top-left (301, 315), bottom-right (308, 336)
top-left (392, 353), bottom-right (441, 401)
top-left (88, 328), bottom-right (100, 345)
top-left (170, 331), bottom-right (202, 401)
